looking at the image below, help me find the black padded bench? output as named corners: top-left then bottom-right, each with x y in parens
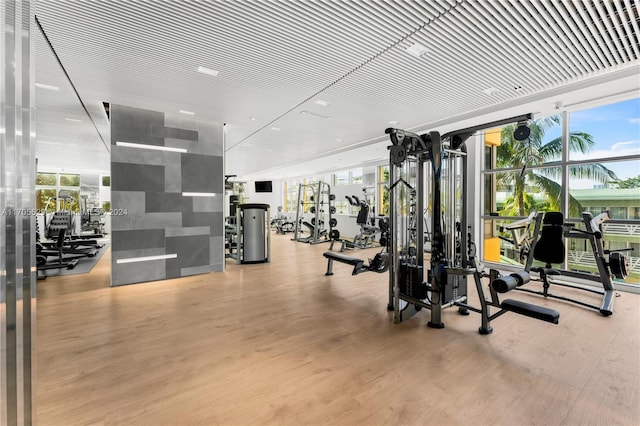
top-left (501, 299), bottom-right (560, 324)
top-left (323, 251), bottom-right (367, 276)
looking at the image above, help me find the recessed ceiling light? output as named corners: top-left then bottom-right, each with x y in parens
top-left (388, 120), bottom-right (399, 125)
top-left (64, 118), bottom-right (81, 122)
top-left (405, 42), bottom-right (429, 58)
top-left (300, 111), bottom-right (330, 119)
top-left (179, 110), bottom-right (195, 115)
top-left (314, 100), bottom-right (330, 107)
top-left (35, 83), bottom-right (60, 91)
top-left (482, 87), bottom-right (499, 96)
top-left (197, 66), bottom-right (219, 77)
top-left (249, 117), bottom-right (256, 121)
top-left (271, 127), bottom-right (281, 131)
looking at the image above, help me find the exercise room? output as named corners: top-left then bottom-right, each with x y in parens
top-left (2, 1), bottom-right (639, 425)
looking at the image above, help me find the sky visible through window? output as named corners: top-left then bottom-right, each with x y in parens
top-left (569, 97), bottom-right (640, 188)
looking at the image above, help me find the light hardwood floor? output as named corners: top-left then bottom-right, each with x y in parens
top-left (36, 234), bottom-right (640, 425)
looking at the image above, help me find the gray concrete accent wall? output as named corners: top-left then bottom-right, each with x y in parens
top-left (110, 104), bottom-right (224, 286)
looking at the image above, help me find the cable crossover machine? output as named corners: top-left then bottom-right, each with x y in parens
top-left (384, 113), bottom-right (566, 334)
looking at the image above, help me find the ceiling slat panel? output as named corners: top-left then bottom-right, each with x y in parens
top-left (557, 1), bottom-right (606, 71)
top-left (516, 1), bottom-right (578, 79)
top-left (498, 1), bottom-right (572, 82)
top-left (459, 1), bottom-right (551, 87)
top-left (603, 0), bottom-right (635, 62)
top-left (526, 1), bottom-right (583, 77)
top-left (545, 1), bottom-right (599, 73)
top-left (596, 0), bottom-right (631, 63)
top-left (574, 1), bottom-right (617, 67)
top-left (584, 0), bottom-right (623, 65)
top-left (621, 0), bottom-right (640, 59)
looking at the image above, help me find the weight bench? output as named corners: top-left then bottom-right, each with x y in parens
top-left (492, 271), bottom-right (560, 324)
top-left (323, 251), bottom-right (369, 276)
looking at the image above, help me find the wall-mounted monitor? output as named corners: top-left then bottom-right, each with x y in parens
top-left (255, 180), bottom-right (272, 193)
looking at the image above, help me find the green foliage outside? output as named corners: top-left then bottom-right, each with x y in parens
top-left (59, 174), bottom-right (80, 187)
top-left (381, 167), bottom-right (390, 216)
top-left (497, 115), bottom-right (617, 217)
top-left (36, 173), bottom-right (57, 186)
top-left (610, 175), bottom-right (640, 189)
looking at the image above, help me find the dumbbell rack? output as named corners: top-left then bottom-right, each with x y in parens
top-left (292, 181), bottom-right (336, 244)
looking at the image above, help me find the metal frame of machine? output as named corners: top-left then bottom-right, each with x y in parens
top-left (383, 113), bottom-right (558, 333)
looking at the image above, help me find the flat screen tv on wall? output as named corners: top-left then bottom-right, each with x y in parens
top-left (255, 180), bottom-right (272, 193)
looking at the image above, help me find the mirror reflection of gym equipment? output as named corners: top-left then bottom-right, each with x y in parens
top-left (36, 188), bottom-right (107, 280)
top-left (271, 206), bottom-right (295, 234)
top-left (340, 188), bottom-right (381, 250)
top-left (292, 181), bottom-right (336, 245)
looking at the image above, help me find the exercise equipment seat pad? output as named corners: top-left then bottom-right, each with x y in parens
top-left (501, 299), bottom-right (560, 324)
top-left (533, 211), bottom-right (565, 265)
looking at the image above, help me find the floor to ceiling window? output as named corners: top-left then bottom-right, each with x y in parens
top-left (481, 97), bottom-right (640, 284)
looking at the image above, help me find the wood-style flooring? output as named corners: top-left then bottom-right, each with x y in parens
top-left (36, 234), bottom-right (640, 425)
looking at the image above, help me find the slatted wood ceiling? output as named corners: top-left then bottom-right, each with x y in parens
top-left (34, 0), bottom-right (640, 178)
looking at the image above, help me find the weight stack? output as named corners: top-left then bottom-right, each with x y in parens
top-left (399, 263), bottom-right (427, 300)
top-left (443, 273), bottom-right (467, 304)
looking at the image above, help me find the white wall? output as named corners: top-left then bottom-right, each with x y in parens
top-left (242, 179), bottom-right (283, 217)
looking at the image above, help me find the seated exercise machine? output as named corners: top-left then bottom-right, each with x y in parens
top-left (323, 218), bottom-right (391, 274)
top-left (498, 211), bottom-right (538, 264)
top-left (36, 227), bottom-right (102, 279)
top-left (385, 113), bottom-right (561, 334)
top-left (271, 207), bottom-right (295, 234)
top-left (323, 249), bottom-right (390, 276)
top-left (517, 210), bottom-right (628, 315)
top-left (343, 194), bottom-right (380, 249)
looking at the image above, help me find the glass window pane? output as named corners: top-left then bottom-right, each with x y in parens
top-left (484, 167), bottom-right (561, 217)
top-left (36, 172), bottom-right (57, 186)
top-left (58, 189), bottom-right (80, 212)
top-left (496, 114), bottom-right (563, 170)
top-left (334, 200), bottom-right (349, 215)
top-left (482, 218), bottom-right (536, 266)
top-left (101, 176), bottom-right (111, 186)
top-left (569, 160), bottom-right (640, 220)
top-left (59, 173), bottom-right (80, 187)
top-left (36, 189), bottom-right (57, 213)
top-left (569, 98), bottom-right (640, 162)
top-left (333, 171), bottom-right (349, 186)
top-left (351, 168), bottom-right (363, 184)
top-left (379, 166), bottom-right (389, 183)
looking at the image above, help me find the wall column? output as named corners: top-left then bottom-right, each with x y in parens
top-left (1, 0), bottom-right (36, 425)
top-left (110, 104), bottom-right (224, 286)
